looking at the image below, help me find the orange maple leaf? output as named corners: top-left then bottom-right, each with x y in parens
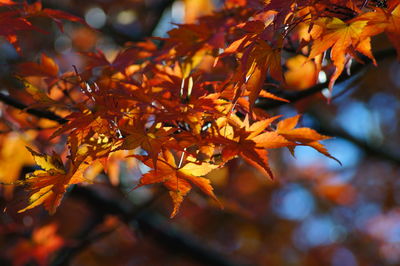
top-left (21, 1), bottom-right (87, 32)
top-left (358, 2), bottom-right (400, 58)
top-left (19, 147), bottom-right (89, 214)
top-left (226, 38), bottom-right (283, 109)
top-left (309, 17), bottom-right (376, 91)
top-left (17, 53), bottom-right (59, 78)
top-left (218, 115), bottom-right (291, 179)
top-left (119, 120), bottom-right (176, 168)
top-left (276, 115), bottom-right (340, 164)
top-left (136, 150), bottom-right (221, 218)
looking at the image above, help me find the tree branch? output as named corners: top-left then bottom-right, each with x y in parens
top-left (51, 186), bottom-right (239, 266)
top-left (0, 92), bottom-right (68, 124)
top-left (42, 0), bottom-right (176, 45)
top-left (309, 110), bottom-right (400, 166)
top-left (0, 49), bottom-right (396, 133)
top-left (51, 188), bottom-right (157, 266)
top-left (0, 0), bottom-right (177, 124)
top-left (256, 48), bottom-right (397, 110)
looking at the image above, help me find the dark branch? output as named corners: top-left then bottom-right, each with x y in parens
top-left (0, 0), bottom-right (177, 125)
top-left (310, 110), bottom-right (400, 166)
top-left (51, 186), bottom-right (239, 266)
top-left (0, 49), bottom-right (396, 129)
top-left (42, 0), bottom-right (176, 45)
top-left (256, 49), bottom-right (397, 110)
top-left (0, 92), bottom-right (68, 124)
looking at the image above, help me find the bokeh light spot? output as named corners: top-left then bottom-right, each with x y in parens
top-left (272, 184), bottom-right (315, 221)
top-left (85, 7), bottom-right (107, 29)
top-left (116, 10), bottom-right (137, 25)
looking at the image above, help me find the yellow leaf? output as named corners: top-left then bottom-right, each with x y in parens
top-left (19, 150), bottom-right (90, 214)
top-left (26, 147), bottom-right (65, 173)
top-left (179, 161), bottom-right (219, 176)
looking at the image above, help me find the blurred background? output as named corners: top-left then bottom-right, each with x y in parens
top-left (1, 0), bottom-right (400, 265)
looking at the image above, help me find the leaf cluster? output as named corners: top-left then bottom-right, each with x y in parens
top-left (0, 0), bottom-right (399, 217)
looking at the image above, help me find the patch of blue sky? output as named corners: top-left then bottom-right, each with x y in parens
top-left (293, 215), bottom-right (345, 249)
top-left (272, 184), bottom-right (315, 221)
top-left (152, 0), bottom-right (184, 38)
top-left (336, 101), bottom-right (375, 141)
top-left (284, 138), bottom-right (362, 171)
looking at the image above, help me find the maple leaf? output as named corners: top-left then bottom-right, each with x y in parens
top-left (309, 17), bottom-right (376, 91)
top-left (19, 147), bottom-right (89, 214)
top-left (217, 116), bottom-right (291, 179)
top-left (221, 19), bottom-right (283, 108)
top-left (40, 8), bottom-right (87, 32)
top-left (20, 1), bottom-right (88, 32)
top-left (136, 150), bottom-right (221, 218)
top-left (22, 79), bottom-right (60, 107)
top-left (0, 12), bottom-right (40, 52)
top-left (17, 53), bottom-right (59, 78)
top-left (50, 81), bottom-right (131, 143)
top-left (0, 0), bottom-right (375, 225)
top-left (357, 2), bottom-right (400, 58)
top-left (112, 43), bottom-right (157, 72)
top-left (276, 115), bottom-right (340, 164)
top-left (0, 1), bottom-right (86, 53)
top-left (245, 40), bottom-right (283, 108)
top-left (119, 120), bottom-right (176, 167)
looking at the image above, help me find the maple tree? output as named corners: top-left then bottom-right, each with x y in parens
top-left (0, 0), bottom-right (400, 265)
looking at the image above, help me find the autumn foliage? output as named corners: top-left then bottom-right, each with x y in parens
top-left (1, 0), bottom-right (400, 265)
